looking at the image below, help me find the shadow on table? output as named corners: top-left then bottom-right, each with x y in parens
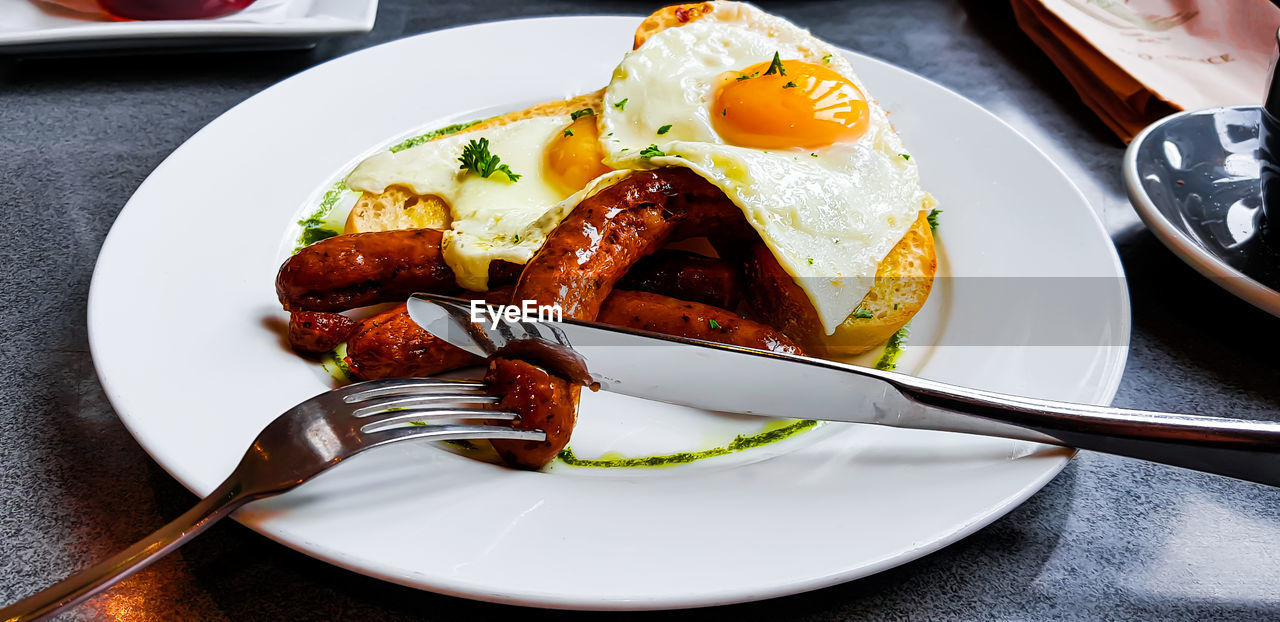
top-left (1119, 232), bottom-right (1280, 413)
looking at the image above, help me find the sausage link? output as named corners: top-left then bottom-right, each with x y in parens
top-left (288, 311), bottom-right (358, 353)
top-left (276, 229), bottom-right (457, 312)
top-left (344, 303), bottom-right (482, 380)
top-left (617, 250), bottom-right (742, 310)
top-left (484, 358), bottom-right (580, 470)
top-left (512, 168), bottom-right (738, 319)
top-left (599, 290), bottom-right (801, 354)
top-left (491, 169), bottom-right (744, 468)
top-left (738, 240), bottom-right (825, 350)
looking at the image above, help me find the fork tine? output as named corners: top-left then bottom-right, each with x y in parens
top-left (362, 423), bottom-right (546, 446)
top-left (351, 394), bottom-right (500, 418)
top-left (341, 378), bottom-right (487, 403)
top-left (360, 408), bottom-right (518, 432)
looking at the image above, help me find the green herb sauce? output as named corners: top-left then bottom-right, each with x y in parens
top-left (389, 120), bottom-right (483, 153)
top-left (874, 324), bottom-right (910, 371)
top-left (557, 419), bottom-right (819, 468)
top-left (294, 181), bottom-right (349, 252)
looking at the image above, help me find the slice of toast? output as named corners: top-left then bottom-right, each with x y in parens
top-left (344, 90), bottom-right (604, 234)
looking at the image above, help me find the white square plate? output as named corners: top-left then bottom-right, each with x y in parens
top-left (0, 0), bottom-right (377, 54)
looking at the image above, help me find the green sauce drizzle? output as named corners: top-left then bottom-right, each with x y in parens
top-left (557, 419), bottom-right (818, 468)
top-left (389, 120), bottom-right (483, 153)
top-left (874, 324), bottom-right (910, 371)
top-left (294, 181), bottom-right (349, 252)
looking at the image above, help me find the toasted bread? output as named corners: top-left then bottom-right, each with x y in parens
top-left (633, 2), bottom-right (715, 49)
top-left (819, 209), bottom-right (937, 356)
top-left (344, 90), bottom-right (605, 235)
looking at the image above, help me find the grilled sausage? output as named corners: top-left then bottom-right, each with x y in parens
top-left (276, 228), bottom-right (523, 312)
top-left (511, 168), bottom-right (741, 319)
top-left (276, 229), bottom-right (456, 312)
top-left (288, 311), bottom-right (359, 353)
top-left (617, 250), bottom-right (742, 310)
top-left (738, 240), bottom-right (825, 348)
top-left (599, 290), bottom-right (801, 354)
top-left (344, 288), bottom-right (793, 380)
top-left (484, 358), bottom-right (580, 470)
top-left (490, 169), bottom-right (745, 468)
top-left (344, 303), bottom-right (482, 380)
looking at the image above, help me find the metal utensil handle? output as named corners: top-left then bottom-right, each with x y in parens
top-left (890, 374), bottom-right (1280, 487)
top-left (0, 481), bottom-right (248, 622)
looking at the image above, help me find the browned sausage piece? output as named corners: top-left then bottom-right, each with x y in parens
top-left (288, 311), bottom-right (358, 353)
top-left (511, 168), bottom-right (738, 319)
top-left (344, 303), bottom-right (482, 380)
top-left (334, 286), bottom-right (770, 380)
top-left (484, 357), bottom-right (580, 470)
top-left (599, 290), bottom-right (802, 355)
top-left (491, 169), bottom-right (745, 469)
top-left (617, 250), bottom-right (742, 310)
top-left (276, 229), bottom-right (457, 312)
top-left (738, 240), bottom-right (825, 349)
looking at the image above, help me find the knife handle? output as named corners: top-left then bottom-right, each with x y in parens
top-left (886, 375), bottom-right (1280, 487)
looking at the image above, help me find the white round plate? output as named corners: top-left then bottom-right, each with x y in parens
top-left (88, 16), bottom-right (1129, 610)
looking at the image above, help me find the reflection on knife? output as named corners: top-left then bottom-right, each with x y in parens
top-left (407, 293), bottom-right (1280, 487)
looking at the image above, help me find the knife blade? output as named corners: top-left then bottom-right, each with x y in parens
top-left (406, 292), bottom-right (1058, 442)
top-left (406, 293), bottom-right (1280, 487)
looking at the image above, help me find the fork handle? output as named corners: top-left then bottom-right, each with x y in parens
top-left (0, 482), bottom-right (249, 622)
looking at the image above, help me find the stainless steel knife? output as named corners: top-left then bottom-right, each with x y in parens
top-left (407, 293), bottom-right (1280, 486)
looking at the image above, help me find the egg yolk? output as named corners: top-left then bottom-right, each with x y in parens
top-left (712, 58), bottom-right (869, 149)
top-left (545, 114), bottom-right (613, 195)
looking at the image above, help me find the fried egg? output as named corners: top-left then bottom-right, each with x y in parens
top-left (600, 2), bottom-right (932, 333)
top-left (345, 114), bottom-right (626, 290)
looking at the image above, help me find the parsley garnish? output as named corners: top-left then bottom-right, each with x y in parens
top-left (810, 153), bottom-right (818, 157)
top-left (657, 124), bottom-right (672, 135)
top-left (708, 319), bottom-right (722, 329)
top-left (721, 108), bottom-right (728, 116)
top-left (900, 153), bottom-right (911, 160)
top-left (927, 208), bottom-right (942, 231)
top-left (563, 129), bottom-right (574, 137)
top-left (807, 257), bottom-right (814, 265)
top-left (639, 144), bottom-right (665, 158)
top-left (822, 53), bottom-right (832, 64)
top-left (458, 138), bottom-right (521, 182)
top-left (764, 52), bottom-right (786, 76)
top-left (783, 81), bottom-right (797, 88)
top-left (512, 234), bottom-right (521, 243)
top-left (852, 307), bottom-right (874, 319)
top-left (614, 98), bottom-right (628, 110)
top-left (570, 108), bottom-right (594, 121)
top-left (736, 72), bottom-right (759, 81)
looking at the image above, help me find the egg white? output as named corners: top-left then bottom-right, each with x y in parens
top-left (600, 2), bottom-right (930, 334)
top-left (345, 117), bottom-right (627, 290)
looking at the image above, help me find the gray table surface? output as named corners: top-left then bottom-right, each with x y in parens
top-left (2, 0), bottom-right (1278, 619)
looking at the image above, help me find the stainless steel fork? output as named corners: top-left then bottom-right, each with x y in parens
top-left (0, 378), bottom-right (535, 622)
